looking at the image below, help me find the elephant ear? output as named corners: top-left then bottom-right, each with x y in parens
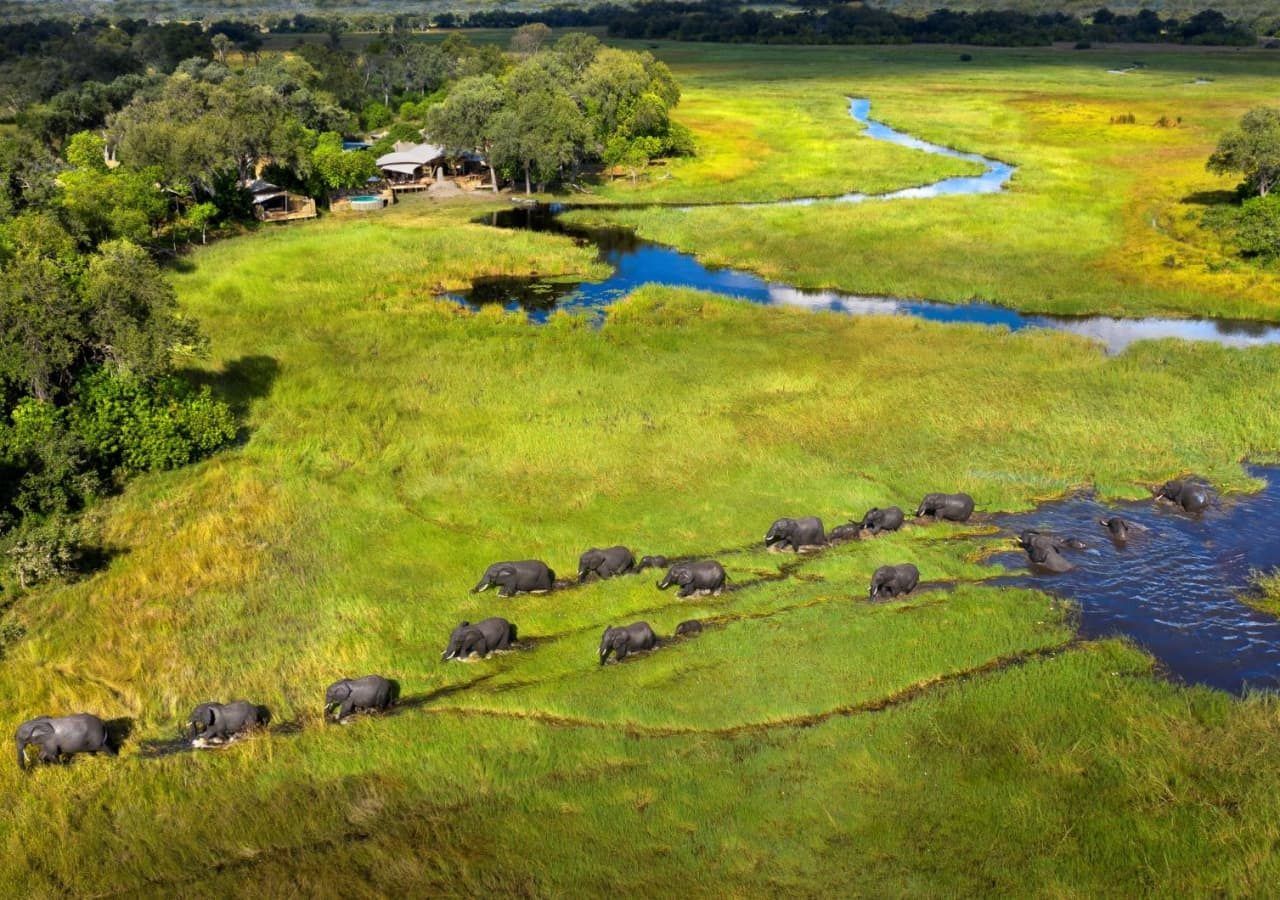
top-left (28, 722), bottom-right (55, 741)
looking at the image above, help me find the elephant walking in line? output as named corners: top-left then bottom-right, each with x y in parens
top-left (188, 701), bottom-right (269, 744)
top-left (828, 523), bottom-right (861, 543)
top-left (657, 561), bottom-right (728, 598)
top-left (860, 507), bottom-right (905, 535)
top-left (674, 620), bottom-right (704, 637)
top-left (16, 714), bottom-right (115, 771)
top-left (915, 493), bottom-right (975, 522)
top-left (599, 622), bottom-right (658, 664)
top-left (324, 675), bottom-right (399, 722)
top-left (1154, 479), bottom-right (1212, 514)
top-left (472, 560), bottom-right (556, 596)
top-left (636, 555), bottom-right (669, 571)
top-left (765, 517), bottom-right (826, 551)
top-left (1017, 530), bottom-right (1084, 573)
top-left (869, 564), bottom-right (920, 600)
top-left (578, 546), bottom-right (636, 582)
top-left (442, 617), bottom-right (517, 660)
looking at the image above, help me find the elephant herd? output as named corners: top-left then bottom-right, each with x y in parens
top-left (14, 480), bottom-right (1211, 771)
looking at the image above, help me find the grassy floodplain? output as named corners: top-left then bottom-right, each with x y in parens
top-left (7, 38), bottom-right (1280, 892)
top-left (579, 42), bottom-right (1280, 321)
top-left (3, 191), bottom-right (1280, 892)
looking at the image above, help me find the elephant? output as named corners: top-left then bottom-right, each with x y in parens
top-left (1099, 516), bottom-right (1143, 543)
top-left (764, 517), bottom-right (826, 551)
top-left (1154, 479), bottom-right (1211, 514)
top-left (324, 675), bottom-right (399, 722)
top-left (860, 506), bottom-right (905, 535)
top-left (916, 493), bottom-right (975, 522)
top-left (657, 560), bottom-right (727, 598)
top-left (674, 619), bottom-right (703, 637)
top-left (16, 714), bottom-right (114, 771)
top-left (828, 523), bottom-right (862, 543)
top-left (636, 555), bottom-right (669, 571)
top-left (578, 546), bottom-right (636, 582)
top-left (187, 701), bottom-right (268, 744)
top-left (869, 563), bottom-right (919, 600)
top-left (441, 617), bottom-right (516, 660)
top-left (599, 622), bottom-right (658, 664)
top-left (1016, 530), bottom-right (1083, 573)
top-left (472, 560), bottom-right (555, 596)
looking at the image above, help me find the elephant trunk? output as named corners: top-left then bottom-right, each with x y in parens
top-left (656, 577), bottom-right (670, 590)
top-left (578, 569), bottom-right (588, 583)
top-left (15, 736), bottom-right (26, 772)
top-left (471, 579), bottom-right (489, 593)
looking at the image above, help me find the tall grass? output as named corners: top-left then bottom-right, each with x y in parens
top-left (2, 128), bottom-right (1280, 891)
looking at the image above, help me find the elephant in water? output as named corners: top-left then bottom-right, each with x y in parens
top-left (16, 714), bottom-right (114, 771)
top-left (1099, 516), bottom-right (1144, 543)
top-left (1154, 479), bottom-right (1212, 514)
top-left (869, 564), bottom-right (919, 599)
top-left (472, 560), bottom-right (555, 596)
top-left (860, 506), bottom-right (905, 535)
top-left (657, 560), bottom-right (727, 598)
top-left (442, 617), bottom-right (517, 660)
top-left (324, 675), bottom-right (399, 722)
top-left (674, 619), bottom-right (703, 637)
top-left (188, 701), bottom-right (269, 744)
top-left (1017, 530), bottom-right (1084, 573)
top-left (578, 546), bottom-right (636, 582)
top-left (765, 517), bottom-right (826, 551)
top-left (599, 622), bottom-right (658, 664)
top-left (916, 493), bottom-right (975, 522)
top-left (636, 555), bottom-right (669, 571)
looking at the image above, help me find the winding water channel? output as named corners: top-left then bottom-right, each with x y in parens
top-left (459, 98), bottom-right (1280, 694)
top-left (458, 98), bottom-right (1280, 354)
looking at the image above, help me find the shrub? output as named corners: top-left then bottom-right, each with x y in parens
top-left (4, 513), bottom-right (86, 588)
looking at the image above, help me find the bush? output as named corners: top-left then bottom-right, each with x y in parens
top-left (4, 513), bottom-right (86, 588)
top-left (70, 368), bottom-right (237, 476)
top-left (1231, 194), bottom-right (1280, 257)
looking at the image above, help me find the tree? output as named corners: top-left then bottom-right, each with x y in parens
top-left (491, 59), bottom-right (589, 194)
top-left (511, 23), bottom-right (553, 56)
top-left (211, 33), bottom-right (233, 66)
top-left (1208, 107), bottom-right (1280, 198)
top-left (311, 132), bottom-right (378, 192)
top-left (425, 75), bottom-right (504, 191)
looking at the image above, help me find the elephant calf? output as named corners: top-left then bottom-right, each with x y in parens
top-left (600, 622), bottom-right (658, 664)
top-left (1154, 479), bottom-right (1212, 514)
top-left (636, 555), bottom-right (669, 571)
top-left (674, 619), bottom-right (703, 637)
top-left (472, 560), bottom-right (555, 596)
top-left (828, 523), bottom-right (861, 543)
top-left (16, 714), bottom-right (114, 771)
top-left (578, 546), bottom-right (636, 582)
top-left (869, 563), bottom-right (919, 600)
top-left (860, 506), bottom-right (905, 535)
top-left (765, 517), bottom-right (826, 551)
top-left (188, 701), bottom-right (269, 744)
top-left (325, 675), bottom-right (399, 722)
top-left (915, 493), bottom-right (975, 522)
top-left (442, 617), bottom-right (517, 661)
top-left (657, 560), bottom-right (727, 598)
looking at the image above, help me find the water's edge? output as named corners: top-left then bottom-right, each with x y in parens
top-left (456, 98), bottom-right (1280, 354)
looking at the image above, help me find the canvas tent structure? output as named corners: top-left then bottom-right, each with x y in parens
top-left (247, 179), bottom-right (317, 223)
top-left (376, 143), bottom-right (447, 190)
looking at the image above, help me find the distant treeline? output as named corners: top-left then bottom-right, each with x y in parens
top-left (449, 3), bottom-right (1260, 47)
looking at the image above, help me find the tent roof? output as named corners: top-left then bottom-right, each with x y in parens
top-left (375, 143), bottom-right (445, 168)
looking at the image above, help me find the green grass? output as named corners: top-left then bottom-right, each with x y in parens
top-left (3, 193), bottom-right (1280, 891)
top-left (571, 42), bottom-right (1280, 321)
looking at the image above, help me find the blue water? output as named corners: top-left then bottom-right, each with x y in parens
top-left (985, 466), bottom-right (1280, 695)
top-left (458, 99), bottom-right (1280, 354)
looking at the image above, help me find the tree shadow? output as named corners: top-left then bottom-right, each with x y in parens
top-left (1181, 189), bottom-right (1238, 207)
top-left (180, 355), bottom-right (281, 442)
